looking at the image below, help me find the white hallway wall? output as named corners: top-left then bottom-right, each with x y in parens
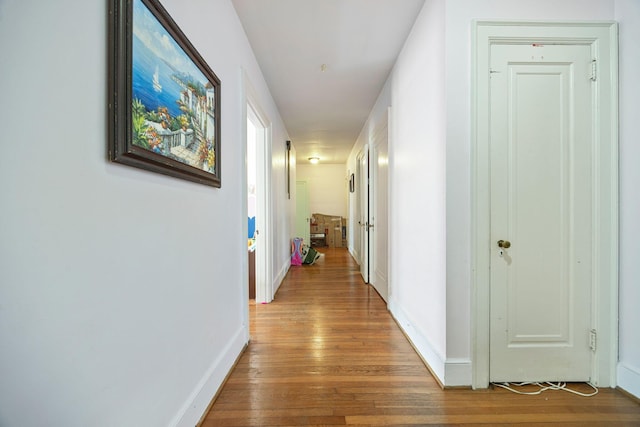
top-left (616, 0), bottom-right (640, 399)
top-left (348, 0), bottom-right (448, 380)
top-left (0, 0), bottom-right (293, 426)
top-left (444, 0), bottom-right (617, 386)
top-left (353, 0), bottom-right (639, 395)
top-left (389, 0), bottom-right (449, 381)
top-left (297, 164), bottom-right (348, 218)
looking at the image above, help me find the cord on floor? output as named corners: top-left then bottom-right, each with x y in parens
top-left (492, 382), bottom-right (598, 397)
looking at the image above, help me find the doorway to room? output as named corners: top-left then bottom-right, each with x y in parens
top-left (295, 180), bottom-right (310, 245)
top-left (245, 87), bottom-right (272, 305)
top-left (246, 117), bottom-right (258, 300)
top-left (353, 109), bottom-right (390, 303)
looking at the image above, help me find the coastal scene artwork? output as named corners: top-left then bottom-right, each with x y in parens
top-left (109, 0), bottom-right (221, 187)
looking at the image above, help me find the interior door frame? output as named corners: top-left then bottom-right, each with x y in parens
top-left (357, 148), bottom-right (370, 283)
top-left (471, 21), bottom-right (618, 389)
top-left (370, 109), bottom-right (390, 302)
top-left (242, 70), bottom-right (273, 310)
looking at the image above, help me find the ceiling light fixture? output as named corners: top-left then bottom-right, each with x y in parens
top-left (320, 64), bottom-right (327, 72)
top-left (308, 157), bottom-right (320, 164)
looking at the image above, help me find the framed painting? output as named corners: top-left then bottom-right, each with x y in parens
top-left (109, 0), bottom-right (221, 187)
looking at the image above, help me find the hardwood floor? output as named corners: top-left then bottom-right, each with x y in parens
top-left (201, 247), bottom-right (640, 426)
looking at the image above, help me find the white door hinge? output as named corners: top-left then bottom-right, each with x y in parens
top-left (590, 60), bottom-right (597, 82)
top-left (589, 329), bottom-right (597, 352)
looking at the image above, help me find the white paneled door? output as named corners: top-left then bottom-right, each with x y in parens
top-left (371, 116), bottom-right (389, 302)
top-left (489, 43), bottom-right (594, 382)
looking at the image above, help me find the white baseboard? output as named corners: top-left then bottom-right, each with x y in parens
top-left (273, 259), bottom-right (290, 295)
top-left (389, 303), bottom-right (472, 387)
top-left (444, 358), bottom-right (472, 387)
top-left (171, 327), bottom-right (247, 427)
top-left (389, 302), bottom-right (446, 384)
top-left (617, 362), bottom-right (640, 399)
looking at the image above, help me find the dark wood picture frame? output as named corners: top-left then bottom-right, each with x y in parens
top-left (286, 140), bottom-right (291, 199)
top-left (109, 0), bottom-right (221, 187)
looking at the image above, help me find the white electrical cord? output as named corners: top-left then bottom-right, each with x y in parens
top-left (493, 382), bottom-right (598, 397)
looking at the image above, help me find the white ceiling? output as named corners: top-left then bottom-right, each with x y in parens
top-left (231, 0), bottom-right (425, 164)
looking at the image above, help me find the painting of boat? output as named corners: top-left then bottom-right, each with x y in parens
top-left (128, 0), bottom-right (220, 178)
top-left (152, 65), bottom-right (162, 92)
top-left (110, 0), bottom-right (221, 187)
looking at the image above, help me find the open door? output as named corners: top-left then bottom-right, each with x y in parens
top-left (247, 117), bottom-right (257, 300)
top-left (357, 149), bottom-right (369, 283)
top-left (295, 180), bottom-right (310, 245)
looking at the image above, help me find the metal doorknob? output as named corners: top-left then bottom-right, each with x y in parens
top-left (497, 240), bottom-right (511, 248)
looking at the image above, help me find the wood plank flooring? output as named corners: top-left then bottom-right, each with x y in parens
top-left (201, 247), bottom-right (640, 426)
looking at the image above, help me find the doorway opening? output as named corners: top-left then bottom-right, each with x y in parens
top-left (295, 180), bottom-right (310, 245)
top-left (244, 74), bottom-right (273, 308)
top-left (351, 109), bottom-right (390, 304)
top-left (246, 103), bottom-right (271, 304)
top-left (247, 117), bottom-right (258, 300)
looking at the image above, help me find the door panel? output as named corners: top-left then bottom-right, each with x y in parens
top-left (490, 43), bottom-right (593, 382)
top-left (371, 119), bottom-right (389, 302)
top-left (358, 150), bottom-right (369, 282)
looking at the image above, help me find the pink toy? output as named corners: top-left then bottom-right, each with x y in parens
top-left (291, 237), bottom-right (303, 266)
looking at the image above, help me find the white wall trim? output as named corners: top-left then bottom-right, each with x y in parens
top-left (617, 363), bottom-right (640, 399)
top-left (390, 301), bottom-right (445, 384)
top-left (471, 21), bottom-right (619, 389)
top-left (273, 260), bottom-right (290, 295)
top-left (172, 327), bottom-right (246, 427)
top-left (445, 359), bottom-right (473, 387)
